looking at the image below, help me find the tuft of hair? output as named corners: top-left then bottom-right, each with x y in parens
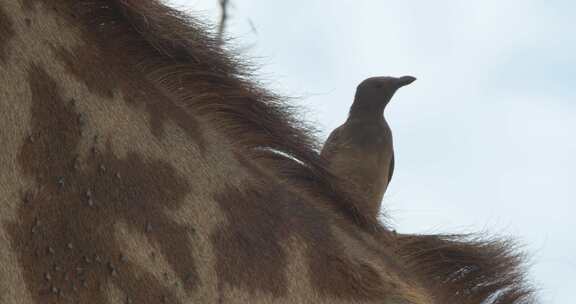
top-left (396, 234), bottom-right (537, 304)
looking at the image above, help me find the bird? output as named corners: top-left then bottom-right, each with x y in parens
top-left (321, 76), bottom-right (416, 218)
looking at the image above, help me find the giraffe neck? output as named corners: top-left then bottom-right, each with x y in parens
top-left (1, 1), bottom-right (535, 303)
top-left (0, 1), bottom-right (432, 303)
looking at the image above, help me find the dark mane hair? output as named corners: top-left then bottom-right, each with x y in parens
top-left (35, 0), bottom-right (536, 303)
top-left (396, 234), bottom-right (536, 304)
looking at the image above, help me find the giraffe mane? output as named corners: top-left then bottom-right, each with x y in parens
top-left (397, 234), bottom-right (536, 304)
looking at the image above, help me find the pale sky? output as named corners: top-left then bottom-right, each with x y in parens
top-left (166, 1), bottom-right (575, 302)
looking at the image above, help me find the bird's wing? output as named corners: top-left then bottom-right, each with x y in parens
top-left (320, 126), bottom-right (344, 160)
top-left (387, 154), bottom-right (395, 185)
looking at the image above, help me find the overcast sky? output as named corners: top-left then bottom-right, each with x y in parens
top-left (166, 1), bottom-right (575, 302)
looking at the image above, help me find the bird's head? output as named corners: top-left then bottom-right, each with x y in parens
top-left (355, 76), bottom-right (416, 104)
top-left (350, 75), bottom-right (416, 119)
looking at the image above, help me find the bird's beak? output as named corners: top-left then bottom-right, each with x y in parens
top-left (395, 76), bottom-right (417, 88)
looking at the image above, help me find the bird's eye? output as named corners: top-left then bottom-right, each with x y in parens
top-left (374, 83), bottom-right (383, 89)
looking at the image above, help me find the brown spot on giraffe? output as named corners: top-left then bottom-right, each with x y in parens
top-left (5, 64), bottom-right (198, 304)
top-left (20, 0), bottom-right (48, 11)
top-left (0, 4), bottom-right (15, 63)
top-left (53, 46), bottom-right (115, 99)
top-left (211, 186), bottom-right (289, 297)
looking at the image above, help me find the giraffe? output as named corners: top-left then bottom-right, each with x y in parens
top-left (0, 0), bottom-right (535, 303)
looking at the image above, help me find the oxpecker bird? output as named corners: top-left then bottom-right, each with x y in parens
top-left (321, 76), bottom-right (416, 218)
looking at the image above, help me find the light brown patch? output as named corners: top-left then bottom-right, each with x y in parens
top-left (4, 64), bottom-right (198, 304)
top-left (0, 4), bottom-right (16, 63)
